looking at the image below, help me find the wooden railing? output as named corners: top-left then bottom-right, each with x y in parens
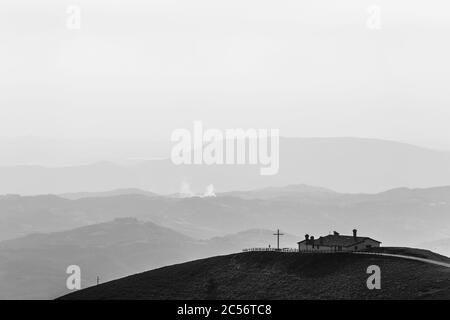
top-left (242, 248), bottom-right (354, 253)
top-left (242, 248), bottom-right (297, 252)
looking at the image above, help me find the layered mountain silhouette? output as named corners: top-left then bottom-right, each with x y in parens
top-left (60, 250), bottom-right (450, 300)
top-left (1, 138), bottom-right (450, 195)
top-left (2, 182), bottom-right (449, 299)
top-left (0, 218), bottom-right (297, 299)
top-left (1, 185), bottom-right (449, 246)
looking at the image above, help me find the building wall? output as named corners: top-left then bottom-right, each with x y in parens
top-left (349, 239), bottom-right (381, 251)
top-left (298, 242), bottom-right (335, 251)
top-left (298, 238), bottom-right (381, 252)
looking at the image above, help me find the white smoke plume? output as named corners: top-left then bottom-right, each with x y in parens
top-left (179, 181), bottom-right (194, 198)
top-left (203, 184), bottom-right (216, 197)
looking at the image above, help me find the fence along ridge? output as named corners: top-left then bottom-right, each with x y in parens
top-left (242, 248), bottom-right (347, 253)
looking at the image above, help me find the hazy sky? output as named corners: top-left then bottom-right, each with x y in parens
top-left (1, 0), bottom-right (450, 149)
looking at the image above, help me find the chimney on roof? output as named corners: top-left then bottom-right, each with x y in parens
top-left (353, 229), bottom-right (357, 239)
top-left (333, 231), bottom-right (339, 236)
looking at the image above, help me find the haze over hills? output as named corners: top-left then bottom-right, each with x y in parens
top-left (0, 136), bottom-right (169, 167)
top-left (59, 188), bottom-right (159, 200)
top-left (1, 184), bottom-right (449, 247)
top-left (1, 177), bottom-right (449, 298)
top-left (219, 184), bottom-right (338, 200)
top-left (1, 137), bottom-right (450, 195)
top-left (60, 251), bottom-right (450, 300)
top-left (0, 218), bottom-right (297, 299)
top-left (0, 218), bottom-right (201, 299)
top-left (1, 184), bottom-right (449, 299)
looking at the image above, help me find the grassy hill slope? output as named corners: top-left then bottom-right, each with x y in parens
top-left (366, 247), bottom-right (450, 263)
top-left (60, 250), bottom-right (450, 300)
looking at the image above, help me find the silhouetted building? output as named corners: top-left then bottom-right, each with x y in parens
top-left (297, 229), bottom-right (381, 252)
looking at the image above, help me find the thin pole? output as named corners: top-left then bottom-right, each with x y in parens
top-left (277, 229), bottom-right (279, 249)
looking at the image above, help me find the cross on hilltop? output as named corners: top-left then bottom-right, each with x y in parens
top-left (273, 229), bottom-right (284, 250)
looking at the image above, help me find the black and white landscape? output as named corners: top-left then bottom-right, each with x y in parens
top-left (0, 180), bottom-right (449, 299)
top-left (1, 0), bottom-right (450, 301)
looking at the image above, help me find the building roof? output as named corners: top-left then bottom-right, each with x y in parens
top-left (297, 234), bottom-right (381, 247)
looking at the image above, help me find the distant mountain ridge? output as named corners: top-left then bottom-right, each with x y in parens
top-left (60, 188), bottom-right (159, 200)
top-left (1, 137), bottom-right (450, 195)
top-left (1, 184), bottom-right (449, 246)
top-left (2, 183), bottom-right (450, 299)
top-left (219, 184), bottom-right (337, 200)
